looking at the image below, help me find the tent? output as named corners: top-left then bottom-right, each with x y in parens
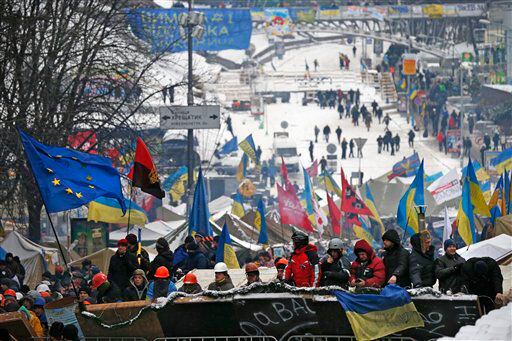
top-left (0, 231), bottom-right (60, 289)
top-left (109, 219), bottom-right (186, 247)
top-left (494, 214), bottom-right (512, 238)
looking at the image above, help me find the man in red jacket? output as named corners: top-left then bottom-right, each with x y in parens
top-left (285, 230), bottom-right (319, 287)
top-left (349, 239), bottom-right (386, 288)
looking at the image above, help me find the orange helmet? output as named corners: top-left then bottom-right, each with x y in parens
top-left (275, 258), bottom-right (288, 268)
top-left (154, 266), bottom-right (170, 279)
top-left (183, 273), bottom-right (198, 285)
top-left (245, 262), bottom-right (259, 274)
top-left (91, 272), bottom-right (108, 289)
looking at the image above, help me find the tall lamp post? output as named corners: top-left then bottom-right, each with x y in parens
top-left (179, 1), bottom-right (205, 214)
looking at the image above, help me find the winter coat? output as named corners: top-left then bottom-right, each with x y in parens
top-left (178, 283), bottom-right (203, 294)
top-left (285, 244), bottom-right (319, 287)
top-left (461, 257), bottom-right (503, 298)
top-left (108, 251), bottom-right (140, 291)
top-left (382, 230), bottom-right (410, 288)
top-left (124, 274), bottom-right (149, 301)
top-left (349, 240), bottom-right (386, 288)
top-left (317, 255), bottom-right (351, 288)
top-left (96, 282), bottom-right (123, 304)
top-left (435, 253), bottom-right (466, 293)
top-left (147, 279), bottom-right (177, 300)
top-left (148, 250), bottom-right (174, 280)
top-left (409, 233), bottom-right (436, 288)
top-left (128, 247), bottom-right (150, 272)
top-left (181, 249), bottom-right (209, 273)
top-left (207, 275), bottom-right (235, 291)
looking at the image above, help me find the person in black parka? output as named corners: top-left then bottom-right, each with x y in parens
top-left (181, 241), bottom-right (209, 273)
top-left (381, 229), bottom-right (410, 288)
top-left (107, 239), bottom-right (140, 291)
top-left (461, 257), bottom-right (503, 313)
top-left (409, 231), bottom-right (436, 288)
top-left (148, 238), bottom-right (174, 281)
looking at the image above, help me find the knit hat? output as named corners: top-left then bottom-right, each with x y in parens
top-left (443, 239), bottom-right (456, 251)
top-left (156, 237), bottom-right (169, 251)
top-left (474, 260), bottom-right (488, 276)
top-left (126, 233), bottom-right (137, 245)
top-left (382, 229), bottom-right (400, 245)
top-left (117, 238), bottom-right (128, 247)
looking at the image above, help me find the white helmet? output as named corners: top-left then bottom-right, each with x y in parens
top-left (15, 292), bottom-right (24, 301)
top-left (37, 284), bottom-right (50, 293)
top-left (214, 262), bottom-right (228, 273)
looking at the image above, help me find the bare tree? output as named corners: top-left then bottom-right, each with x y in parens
top-left (0, 0), bottom-right (184, 241)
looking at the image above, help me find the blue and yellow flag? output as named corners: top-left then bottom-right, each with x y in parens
top-left (457, 175), bottom-right (478, 246)
top-left (162, 166), bottom-right (188, 202)
top-left (408, 85), bottom-right (418, 100)
top-left (387, 153), bottom-right (420, 180)
top-left (215, 223), bottom-right (240, 269)
top-left (239, 134), bottom-right (258, 164)
top-left (505, 170), bottom-right (511, 214)
top-left (462, 160), bottom-right (491, 204)
top-left (353, 217), bottom-right (379, 249)
top-left (19, 129), bottom-right (126, 214)
top-left (488, 175), bottom-right (506, 222)
top-left (334, 285), bottom-right (424, 341)
top-left (364, 183), bottom-right (384, 236)
top-left (320, 171), bottom-right (343, 198)
top-left (88, 197), bottom-right (147, 225)
top-left (236, 154), bottom-right (248, 183)
top-left (490, 147), bottom-right (512, 174)
top-left (218, 137), bottom-right (238, 157)
top-left (255, 199), bottom-right (268, 245)
top-left (400, 78), bottom-right (406, 89)
top-left (397, 160), bottom-right (425, 237)
top-left (231, 192), bottom-right (245, 218)
top-left (189, 168), bottom-right (213, 237)
top-left (461, 158), bottom-right (491, 217)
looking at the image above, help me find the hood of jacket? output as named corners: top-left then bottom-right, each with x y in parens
top-left (382, 229), bottom-right (401, 246)
top-left (129, 270), bottom-right (148, 290)
top-left (354, 240), bottom-right (375, 260)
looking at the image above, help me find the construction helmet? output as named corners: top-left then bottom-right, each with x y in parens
top-left (154, 266), bottom-right (170, 279)
top-left (183, 273), bottom-right (198, 285)
top-left (245, 262), bottom-right (259, 274)
top-left (214, 262), bottom-right (228, 273)
top-left (328, 238), bottom-right (344, 251)
top-left (292, 230), bottom-right (308, 242)
top-left (275, 258), bottom-right (289, 267)
top-left (91, 273), bottom-right (108, 289)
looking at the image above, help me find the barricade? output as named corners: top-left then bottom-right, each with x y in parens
top-left (287, 336), bottom-right (416, 341)
top-left (154, 337), bottom-right (277, 341)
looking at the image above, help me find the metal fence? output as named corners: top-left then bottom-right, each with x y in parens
top-left (287, 336), bottom-right (416, 341)
top-left (154, 337), bottom-right (278, 341)
top-left (31, 338), bottom-right (148, 341)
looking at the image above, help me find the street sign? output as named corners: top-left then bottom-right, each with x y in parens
top-left (160, 105), bottom-right (220, 130)
top-left (326, 143), bottom-right (337, 154)
top-left (402, 53), bottom-right (418, 75)
top-left (280, 121), bottom-right (289, 129)
top-left (353, 138), bottom-right (367, 150)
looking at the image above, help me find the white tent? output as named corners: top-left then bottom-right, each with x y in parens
top-left (0, 231), bottom-right (59, 289)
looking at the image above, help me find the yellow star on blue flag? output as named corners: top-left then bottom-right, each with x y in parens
top-left (19, 129), bottom-right (126, 214)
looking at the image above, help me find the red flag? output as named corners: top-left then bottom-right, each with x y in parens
top-left (307, 160), bottom-right (318, 178)
top-left (277, 183), bottom-right (314, 232)
top-left (340, 168), bottom-right (374, 217)
top-left (128, 137), bottom-right (165, 199)
top-left (327, 192), bottom-right (341, 236)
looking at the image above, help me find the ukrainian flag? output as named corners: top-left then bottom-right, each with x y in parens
top-left (400, 78), bottom-right (406, 89)
top-left (215, 223), bottom-right (240, 269)
top-left (238, 134), bottom-right (258, 165)
top-left (320, 171), bottom-right (343, 198)
top-left (457, 176), bottom-right (478, 246)
top-left (162, 166), bottom-right (188, 202)
top-left (505, 170), bottom-right (511, 214)
top-left (334, 284), bottom-right (424, 340)
top-left (408, 86), bottom-right (418, 100)
top-left (353, 217), bottom-right (379, 249)
top-left (88, 197), bottom-right (148, 225)
top-left (364, 183), bottom-right (384, 236)
top-left (255, 199), bottom-right (268, 245)
top-left (397, 160), bottom-right (424, 237)
top-left (236, 154), bottom-right (248, 183)
top-left (462, 158), bottom-right (491, 217)
top-left (488, 175), bottom-right (506, 219)
top-left (490, 147), bottom-right (512, 174)
top-left (231, 192), bottom-right (245, 218)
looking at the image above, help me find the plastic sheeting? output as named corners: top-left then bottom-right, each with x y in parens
top-left (0, 231), bottom-right (59, 289)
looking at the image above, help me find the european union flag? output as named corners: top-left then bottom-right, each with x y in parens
top-left (19, 130), bottom-right (126, 214)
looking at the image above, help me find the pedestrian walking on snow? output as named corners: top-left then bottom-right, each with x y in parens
top-left (377, 135), bottom-right (383, 154)
top-left (383, 113), bottom-right (391, 128)
top-left (323, 125), bottom-right (331, 143)
top-left (314, 125), bottom-right (320, 143)
top-left (335, 126), bottom-right (342, 144)
top-left (349, 139), bottom-right (355, 158)
top-left (320, 156), bottom-right (327, 173)
top-left (394, 134), bottom-right (401, 152)
top-left (408, 129), bottom-right (416, 148)
top-left (341, 138), bottom-right (348, 159)
top-left (308, 141), bottom-right (314, 162)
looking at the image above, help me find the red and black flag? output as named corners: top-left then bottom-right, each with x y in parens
top-left (128, 137), bottom-right (165, 199)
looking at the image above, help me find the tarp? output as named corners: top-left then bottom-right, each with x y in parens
top-left (457, 234), bottom-right (512, 264)
top-left (494, 214), bottom-right (512, 238)
top-left (69, 248), bottom-right (115, 275)
top-left (0, 231), bottom-right (59, 289)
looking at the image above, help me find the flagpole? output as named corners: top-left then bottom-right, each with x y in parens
top-left (126, 184), bottom-right (134, 233)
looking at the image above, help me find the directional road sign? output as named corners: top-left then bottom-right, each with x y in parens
top-left (353, 138), bottom-right (367, 150)
top-left (160, 105), bottom-right (220, 130)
